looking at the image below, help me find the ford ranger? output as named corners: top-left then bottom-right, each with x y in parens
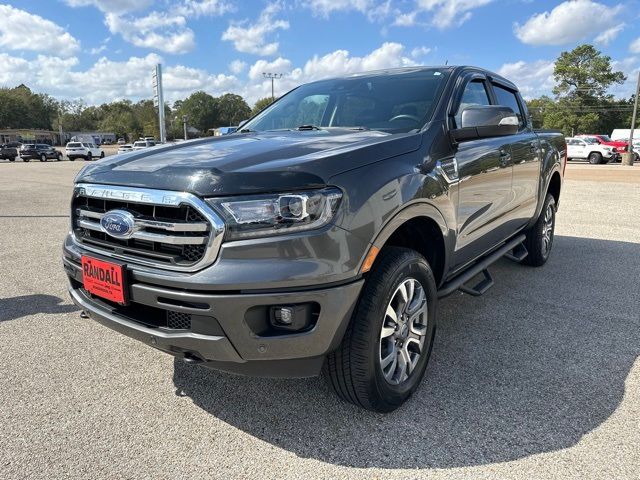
top-left (63, 66), bottom-right (565, 412)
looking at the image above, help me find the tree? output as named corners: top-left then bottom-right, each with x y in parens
top-left (215, 93), bottom-right (251, 127)
top-left (251, 96), bottom-right (276, 117)
top-left (175, 91), bottom-right (218, 133)
top-left (553, 44), bottom-right (625, 99)
top-left (527, 44), bottom-right (627, 136)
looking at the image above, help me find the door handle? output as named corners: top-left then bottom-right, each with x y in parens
top-left (499, 149), bottom-right (511, 167)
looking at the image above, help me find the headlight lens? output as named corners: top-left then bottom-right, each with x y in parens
top-left (207, 188), bottom-right (342, 240)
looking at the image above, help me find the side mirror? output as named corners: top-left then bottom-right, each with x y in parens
top-left (452, 106), bottom-right (519, 141)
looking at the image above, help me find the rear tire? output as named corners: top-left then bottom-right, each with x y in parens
top-left (588, 152), bottom-right (602, 164)
top-left (23, 158), bottom-right (29, 162)
top-left (86, 153), bottom-right (92, 161)
top-left (100, 151), bottom-right (105, 158)
top-left (522, 193), bottom-right (556, 267)
top-left (323, 247), bottom-right (437, 412)
top-left (40, 154), bottom-right (47, 162)
top-left (9, 157), bottom-right (15, 162)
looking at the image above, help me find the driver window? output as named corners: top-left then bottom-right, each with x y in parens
top-left (455, 80), bottom-right (490, 128)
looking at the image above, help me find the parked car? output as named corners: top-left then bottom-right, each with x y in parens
top-left (132, 140), bottom-right (155, 150)
top-left (566, 137), bottom-right (618, 164)
top-left (0, 142), bottom-right (20, 161)
top-left (117, 138), bottom-right (126, 145)
top-left (65, 142), bottom-right (105, 161)
top-left (117, 144), bottom-right (133, 154)
top-left (577, 134), bottom-right (628, 154)
top-left (63, 66), bottom-right (565, 412)
top-left (20, 143), bottom-right (62, 162)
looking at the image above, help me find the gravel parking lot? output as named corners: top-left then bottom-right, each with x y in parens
top-left (1, 161), bottom-right (638, 479)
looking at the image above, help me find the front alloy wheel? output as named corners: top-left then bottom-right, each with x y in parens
top-left (379, 278), bottom-right (428, 385)
top-left (324, 247), bottom-right (437, 412)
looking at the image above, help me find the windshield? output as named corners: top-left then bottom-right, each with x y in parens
top-left (243, 69), bottom-right (450, 134)
top-left (599, 135), bottom-right (612, 142)
top-left (133, 142), bottom-right (146, 147)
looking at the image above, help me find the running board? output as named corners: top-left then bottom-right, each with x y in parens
top-left (437, 234), bottom-right (527, 299)
top-left (504, 242), bottom-right (528, 262)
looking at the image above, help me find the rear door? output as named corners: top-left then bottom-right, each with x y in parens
top-left (452, 73), bottom-right (515, 269)
top-left (489, 82), bottom-right (540, 226)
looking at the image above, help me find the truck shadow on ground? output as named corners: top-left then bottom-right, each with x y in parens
top-left (173, 235), bottom-right (640, 469)
top-left (0, 294), bottom-right (78, 322)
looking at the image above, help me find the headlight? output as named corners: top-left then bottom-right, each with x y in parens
top-left (206, 187), bottom-right (342, 240)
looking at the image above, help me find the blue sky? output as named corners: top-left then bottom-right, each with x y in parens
top-left (1, 0), bottom-right (639, 106)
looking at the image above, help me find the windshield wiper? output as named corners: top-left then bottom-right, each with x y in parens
top-left (239, 128), bottom-right (256, 133)
top-left (296, 124), bottom-right (321, 131)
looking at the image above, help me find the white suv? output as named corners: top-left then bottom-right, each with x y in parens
top-left (65, 142), bottom-right (105, 161)
top-left (566, 137), bottom-right (617, 164)
top-left (132, 140), bottom-right (156, 150)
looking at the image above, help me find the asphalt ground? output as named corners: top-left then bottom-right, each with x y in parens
top-left (0, 161), bottom-right (638, 479)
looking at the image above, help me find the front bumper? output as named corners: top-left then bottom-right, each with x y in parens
top-left (63, 248), bottom-right (364, 377)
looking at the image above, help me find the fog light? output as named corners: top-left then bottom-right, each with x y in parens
top-left (274, 306), bottom-right (293, 325)
top-left (269, 304), bottom-right (315, 332)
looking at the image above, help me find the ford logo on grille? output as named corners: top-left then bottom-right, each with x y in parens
top-left (100, 209), bottom-right (136, 239)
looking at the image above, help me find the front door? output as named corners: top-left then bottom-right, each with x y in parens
top-left (451, 77), bottom-right (514, 270)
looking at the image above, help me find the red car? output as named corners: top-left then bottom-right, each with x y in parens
top-left (577, 134), bottom-right (628, 154)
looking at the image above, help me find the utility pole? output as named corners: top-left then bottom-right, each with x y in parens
top-left (183, 115), bottom-right (188, 141)
top-left (623, 71), bottom-right (640, 166)
top-left (262, 72), bottom-right (282, 101)
top-left (152, 64), bottom-right (166, 143)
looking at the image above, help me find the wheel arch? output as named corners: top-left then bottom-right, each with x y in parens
top-left (369, 203), bottom-right (451, 287)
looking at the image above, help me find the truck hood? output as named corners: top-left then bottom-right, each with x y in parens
top-left (76, 129), bottom-right (422, 197)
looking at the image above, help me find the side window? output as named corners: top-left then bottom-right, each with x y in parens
top-left (455, 80), bottom-right (490, 128)
top-left (493, 84), bottom-right (525, 129)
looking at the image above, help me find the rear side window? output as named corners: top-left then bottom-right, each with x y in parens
top-left (67, 143), bottom-right (81, 148)
top-left (455, 80), bottom-right (491, 128)
top-left (493, 84), bottom-right (525, 129)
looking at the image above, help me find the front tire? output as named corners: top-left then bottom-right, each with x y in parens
top-left (100, 151), bottom-right (105, 158)
top-left (522, 193), bottom-right (556, 267)
top-left (588, 152), bottom-right (602, 164)
top-left (86, 152), bottom-right (92, 161)
top-left (324, 247), bottom-right (437, 412)
top-left (40, 154), bottom-right (47, 162)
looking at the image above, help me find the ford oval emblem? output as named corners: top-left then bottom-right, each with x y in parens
top-left (100, 209), bottom-right (136, 239)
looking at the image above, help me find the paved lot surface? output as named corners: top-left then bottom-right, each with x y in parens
top-left (1, 161), bottom-right (639, 479)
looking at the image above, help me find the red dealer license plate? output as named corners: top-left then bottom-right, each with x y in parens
top-left (81, 256), bottom-right (127, 304)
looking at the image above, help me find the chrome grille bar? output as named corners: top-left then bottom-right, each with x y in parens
top-left (77, 219), bottom-right (208, 245)
top-left (76, 208), bottom-right (209, 232)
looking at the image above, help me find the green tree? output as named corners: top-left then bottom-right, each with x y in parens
top-left (175, 91), bottom-right (218, 133)
top-left (251, 96), bottom-right (275, 117)
top-left (214, 93), bottom-right (251, 127)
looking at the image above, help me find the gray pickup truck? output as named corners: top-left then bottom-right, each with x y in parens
top-left (63, 66), bottom-right (565, 412)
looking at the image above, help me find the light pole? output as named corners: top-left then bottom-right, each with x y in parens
top-left (623, 71), bottom-right (640, 167)
top-left (262, 72), bottom-right (283, 101)
top-left (182, 115), bottom-right (188, 141)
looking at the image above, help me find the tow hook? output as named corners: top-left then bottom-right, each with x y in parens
top-left (182, 352), bottom-right (204, 365)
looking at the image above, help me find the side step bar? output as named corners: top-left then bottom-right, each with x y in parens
top-left (437, 234), bottom-right (527, 299)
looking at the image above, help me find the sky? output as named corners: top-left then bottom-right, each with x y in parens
top-left (1, 0), bottom-right (639, 107)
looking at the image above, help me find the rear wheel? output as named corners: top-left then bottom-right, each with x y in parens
top-left (100, 151), bottom-right (105, 158)
top-left (57, 153), bottom-right (62, 161)
top-left (40, 154), bottom-right (47, 162)
top-left (9, 157), bottom-right (15, 162)
top-left (522, 193), bottom-right (556, 267)
top-left (23, 158), bottom-right (30, 162)
top-left (86, 152), bottom-right (92, 161)
top-left (588, 152), bottom-right (602, 164)
top-left (323, 247), bottom-right (437, 412)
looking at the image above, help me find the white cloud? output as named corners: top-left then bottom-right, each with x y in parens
top-left (63, 0), bottom-right (151, 13)
top-left (497, 60), bottom-right (556, 99)
top-left (0, 5), bottom-right (80, 57)
top-left (594, 25), bottom-right (624, 46)
top-left (0, 42), bottom-right (430, 106)
top-left (105, 12), bottom-right (195, 54)
top-left (393, 11), bottom-right (418, 27)
top-left (248, 57), bottom-right (292, 81)
top-left (416, 0), bottom-right (493, 29)
top-left (174, 0), bottom-right (235, 18)
top-left (411, 46), bottom-right (432, 59)
top-left (630, 38), bottom-right (640, 54)
top-left (222, 2), bottom-right (289, 56)
top-left (229, 60), bottom-right (247, 74)
top-left (304, 0), bottom-right (373, 17)
top-left (515, 0), bottom-right (623, 46)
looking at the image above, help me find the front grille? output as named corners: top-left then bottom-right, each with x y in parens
top-left (71, 184), bottom-right (224, 271)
